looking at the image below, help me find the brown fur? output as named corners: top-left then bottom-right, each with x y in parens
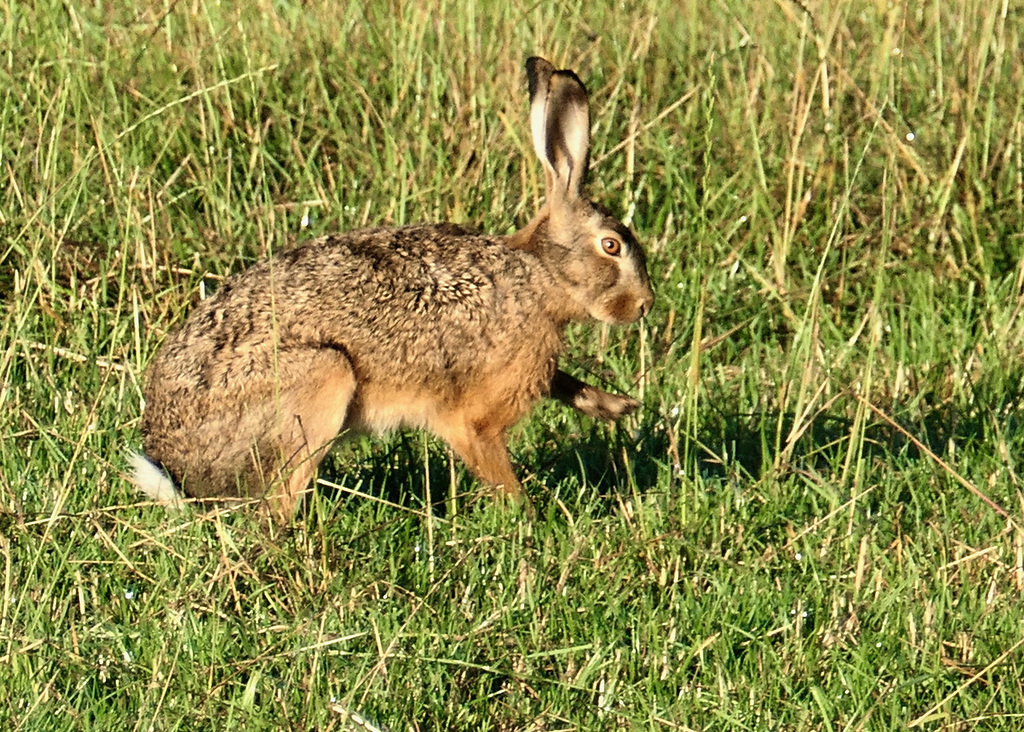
top-left (134, 58), bottom-right (654, 521)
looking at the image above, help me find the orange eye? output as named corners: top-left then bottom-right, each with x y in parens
top-left (601, 237), bottom-right (622, 257)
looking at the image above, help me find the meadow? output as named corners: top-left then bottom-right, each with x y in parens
top-left (2, 0), bottom-right (1024, 728)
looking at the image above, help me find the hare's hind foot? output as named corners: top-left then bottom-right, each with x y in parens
top-left (257, 348), bottom-right (358, 523)
top-left (551, 370), bottom-right (639, 421)
top-left (141, 347), bottom-right (357, 524)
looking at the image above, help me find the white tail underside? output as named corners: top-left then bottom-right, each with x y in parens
top-left (128, 451), bottom-right (186, 510)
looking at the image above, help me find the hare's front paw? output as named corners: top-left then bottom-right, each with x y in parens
top-left (573, 389), bottom-right (639, 421)
top-left (550, 369), bottom-right (640, 421)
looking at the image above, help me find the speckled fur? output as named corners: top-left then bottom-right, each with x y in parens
top-left (135, 58), bottom-right (654, 520)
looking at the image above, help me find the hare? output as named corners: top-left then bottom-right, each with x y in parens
top-left (132, 57), bottom-right (654, 521)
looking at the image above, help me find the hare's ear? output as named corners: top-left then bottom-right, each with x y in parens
top-left (526, 57), bottom-right (590, 203)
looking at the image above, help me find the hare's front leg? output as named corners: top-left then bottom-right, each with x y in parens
top-left (550, 369), bottom-right (639, 421)
top-left (265, 348), bottom-right (357, 522)
top-left (433, 416), bottom-right (524, 501)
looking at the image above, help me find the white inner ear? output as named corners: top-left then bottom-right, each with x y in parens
top-left (559, 103), bottom-right (589, 180)
top-left (530, 94), bottom-right (552, 177)
top-left (545, 74), bottom-right (591, 199)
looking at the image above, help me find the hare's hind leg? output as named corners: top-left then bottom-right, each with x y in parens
top-left (265, 348), bottom-right (357, 522)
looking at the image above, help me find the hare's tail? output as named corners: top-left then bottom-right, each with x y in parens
top-left (128, 451), bottom-right (186, 510)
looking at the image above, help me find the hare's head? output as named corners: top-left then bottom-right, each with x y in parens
top-left (520, 57), bottom-right (654, 326)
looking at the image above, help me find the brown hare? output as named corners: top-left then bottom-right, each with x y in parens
top-left (132, 57), bottom-right (654, 521)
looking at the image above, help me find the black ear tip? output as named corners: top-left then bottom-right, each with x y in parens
top-left (561, 69), bottom-right (586, 88)
top-left (546, 72), bottom-right (590, 113)
top-left (527, 57), bottom-right (554, 98)
top-left (526, 56), bottom-right (555, 80)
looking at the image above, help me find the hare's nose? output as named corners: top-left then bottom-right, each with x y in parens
top-left (638, 291), bottom-right (654, 318)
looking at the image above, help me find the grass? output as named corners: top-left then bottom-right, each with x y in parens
top-left (2, 0), bottom-right (1024, 728)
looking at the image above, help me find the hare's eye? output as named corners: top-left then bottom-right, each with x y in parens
top-left (601, 237), bottom-right (622, 257)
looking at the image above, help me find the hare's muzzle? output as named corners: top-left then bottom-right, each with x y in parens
top-left (601, 287), bottom-right (654, 324)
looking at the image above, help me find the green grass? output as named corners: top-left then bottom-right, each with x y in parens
top-left (3, 0), bottom-right (1024, 728)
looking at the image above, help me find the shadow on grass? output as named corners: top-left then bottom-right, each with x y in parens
top-left (314, 420), bottom-right (660, 518)
top-left (675, 371), bottom-right (1024, 487)
top-left (306, 366), bottom-right (1024, 523)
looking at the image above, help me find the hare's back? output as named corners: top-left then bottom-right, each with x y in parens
top-left (290, 224), bottom-right (535, 313)
top-left (279, 224), bottom-right (557, 361)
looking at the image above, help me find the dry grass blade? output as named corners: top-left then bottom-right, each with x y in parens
top-left (858, 395), bottom-right (1018, 528)
top-left (908, 634), bottom-right (1024, 728)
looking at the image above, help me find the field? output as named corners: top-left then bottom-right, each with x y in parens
top-left (3, 0), bottom-right (1024, 728)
